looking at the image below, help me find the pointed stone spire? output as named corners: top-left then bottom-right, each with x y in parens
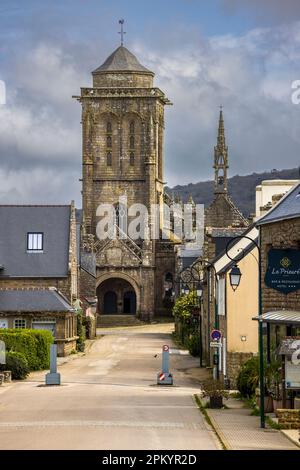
top-left (213, 107), bottom-right (229, 193)
top-left (217, 107), bottom-right (226, 149)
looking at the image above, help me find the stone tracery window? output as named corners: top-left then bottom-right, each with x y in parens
top-left (129, 120), bottom-right (135, 166)
top-left (106, 121), bottom-right (112, 166)
top-left (106, 151), bottom-right (112, 166)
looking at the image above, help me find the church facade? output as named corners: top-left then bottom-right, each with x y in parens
top-left (75, 45), bottom-right (176, 321)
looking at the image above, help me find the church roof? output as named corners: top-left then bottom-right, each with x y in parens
top-left (93, 46), bottom-right (153, 74)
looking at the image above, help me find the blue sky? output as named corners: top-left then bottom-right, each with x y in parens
top-left (0, 0), bottom-right (299, 205)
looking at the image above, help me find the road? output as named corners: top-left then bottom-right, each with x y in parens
top-left (0, 323), bottom-right (219, 450)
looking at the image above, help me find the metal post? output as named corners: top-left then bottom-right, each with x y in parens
top-left (225, 234), bottom-right (265, 428)
top-left (214, 274), bottom-right (219, 380)
top-left (258, 247), bottom-right (265, 428)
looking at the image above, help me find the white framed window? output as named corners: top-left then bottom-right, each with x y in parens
top-left (218, 276), bottom-right (226, 316)
top-left (27, 232), bottom-right (43, 252)
top-left (14, 319), bottom-right (26, 329)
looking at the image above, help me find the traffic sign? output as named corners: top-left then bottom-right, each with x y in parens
top-left (211, 329), bottom-right (222, 341)
top-left (210, 342), bottom-right (222, 348)
top-left (163, 345), bottom-right (169, 352)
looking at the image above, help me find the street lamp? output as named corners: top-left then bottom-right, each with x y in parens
top-left (229, 264), bottom-right (242, 291)
top-left (196, 282), bottom-right (203, 298)
top-left (226, 235), bottom-right (265, 429)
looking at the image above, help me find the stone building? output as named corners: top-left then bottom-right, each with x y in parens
top-left (256, 181), bottom-right (300, 338)
top-left (75, 45), bottom-right (176, 321)
top-left (0, 204), bottom-right (79, 355)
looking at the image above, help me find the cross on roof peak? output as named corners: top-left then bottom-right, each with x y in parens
top-left (118, 19), bottom-right (126, 46)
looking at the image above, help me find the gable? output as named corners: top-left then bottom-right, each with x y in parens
top-left (95, 237), bottom-right (142, 266)
top-left (205, 193), bottom-right (248, 228)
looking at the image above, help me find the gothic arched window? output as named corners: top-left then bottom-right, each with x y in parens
top-left (129, 135), bottom-right (134, 149)
top-left (106, 151), bottom-right (112, 166)
top-left (130, 152), bottom-right (135, 166)
top-left (106, 122), bottom-right (112, 133)
top-left (107, 135), bottom-right (112, 148)
top-left (129, 121), bottom-right (135, 134)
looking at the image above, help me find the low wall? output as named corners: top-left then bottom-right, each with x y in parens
top-left (276, 409), bottom-right (300, 429)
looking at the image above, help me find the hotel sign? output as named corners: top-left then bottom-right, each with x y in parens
top-left (264, 248), bottom-right (300, 294)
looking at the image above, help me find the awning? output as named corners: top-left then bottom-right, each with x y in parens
top-left (252, 310), bottom-right (300, 325)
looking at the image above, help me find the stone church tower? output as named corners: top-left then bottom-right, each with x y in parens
top-left (75, 44), bottom-right (175, 321)
top-left (204, 109), bottom-right (249, 260)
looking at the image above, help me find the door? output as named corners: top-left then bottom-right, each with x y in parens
top-left (103, 291), bottom-right (118, 314)
top-left (32, 321), bottom-right (56, 337)
top-left (123, 291), bottom-right (136, 314)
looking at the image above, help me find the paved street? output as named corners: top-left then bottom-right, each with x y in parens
top-left (0, 323), bottom-right (219, 450)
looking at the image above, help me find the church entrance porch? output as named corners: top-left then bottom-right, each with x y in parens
top-left (97, 278), bottom-right (137, 315)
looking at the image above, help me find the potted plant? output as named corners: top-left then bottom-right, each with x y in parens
top-left (201, 379), bottom-right (229, 409)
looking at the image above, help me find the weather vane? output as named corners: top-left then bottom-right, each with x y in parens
top-left (118, 19), bottom-right (126, 46)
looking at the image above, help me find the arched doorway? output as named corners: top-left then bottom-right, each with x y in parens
top-left (123, 291), bottom-right (136, 314)
top-left (97, 277), bottom-right (137, 315)
top-left (103, 291), bottom-right (117, 314)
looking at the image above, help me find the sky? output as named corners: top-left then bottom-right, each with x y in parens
top-left (0, 0), bottom-right (300, 205)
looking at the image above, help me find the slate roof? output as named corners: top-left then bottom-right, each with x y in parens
top-left (93, 46), bottom-right (153, 74)
top-left (0, 288), bottom-right (74, 312)
top-left (0, 205), bottom-right (71, 277)
top-left (256, 181), bottom-right (300, 225)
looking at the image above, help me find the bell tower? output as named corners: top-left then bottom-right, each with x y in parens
top-left (75, 34), bottom-right (175, 321)
top-left (214, 107), bottom-right (229, 193)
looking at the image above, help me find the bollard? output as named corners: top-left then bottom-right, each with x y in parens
top-left (157, 345), bottom-right (173, 385)
top-left (45, 344), bottom-right (61, 385)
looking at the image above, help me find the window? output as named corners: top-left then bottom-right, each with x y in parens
top-left (129, 121), bottom-right (134, 134)
top-left (164, 273), bottom-right (173, 298)
top-left (129, 135), bottom-right (134, 149)
top-left (107, 151), bottom-right (112, 166)
top-left (14, 319), bottom-right (26, 329)
top-left (106, 121), bottom-right (112, 133)
top-left (130, 152), bottom-right (135, 166)
top-left (106, 135), bottom-right (112, 148)
top-left (27, 232), bottom-right (43, 252)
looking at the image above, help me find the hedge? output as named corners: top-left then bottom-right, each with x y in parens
top-left (0, 329), bottom-right (53, 371)
top-left (0, 351), bottom-right (30, 380)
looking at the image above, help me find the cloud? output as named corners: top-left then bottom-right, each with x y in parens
top-left (222, 0), bottom-right (300, 23)
top-left (0, 15), bottom-right (299, 204)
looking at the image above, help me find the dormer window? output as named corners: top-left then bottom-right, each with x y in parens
top-left (27, 232), bottom-right (43, 252)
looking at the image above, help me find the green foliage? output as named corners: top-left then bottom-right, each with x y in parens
top-left (237, 356), bottom-right (260, 397)
top-left (172, 291), bottom-right (198, 319)
top-left (237, 354), bottom-right (282, 398)
top-left (188, 334), bottom-right (200, 357)
top-left (0, 351), bottom-right (30, 380)
top-left (76, 312), bottom-right (86, 352)
top-left (0, 329), bottom-right (53, 371)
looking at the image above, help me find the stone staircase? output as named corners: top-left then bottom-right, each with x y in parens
top-left (97, 315), bottom-right (145, 328)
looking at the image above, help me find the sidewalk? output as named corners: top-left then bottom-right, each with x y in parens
top-left (202, 397), bottom-right (299, 450)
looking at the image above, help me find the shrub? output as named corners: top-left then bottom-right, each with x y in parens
top-left (237, 356), bottom-right (260, 397)
top-left (0, 329), bottom-right (53, 370)
top-left (0, 351), bottom-right (30, 380)
top-left (188, 334), bottom-right (200, 357)
top-left (76, 313), bottom-right (86, 352)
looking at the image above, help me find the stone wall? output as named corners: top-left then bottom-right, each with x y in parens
top-left (276, 409), bottom-right (300, 429)
top-left (260, 218), bottom-right (300, 312)
top-left (226, 351), bottom-right (254, 388)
